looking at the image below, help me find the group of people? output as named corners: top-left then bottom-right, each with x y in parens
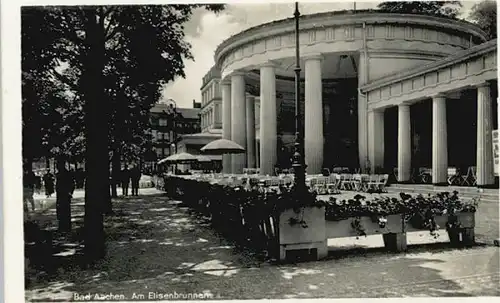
top-left (24, 163), bottom-right (143, 219)
top-left (23, 166), bottom-right (76, 219)
top-left (29, 169), bottom-right (85, 198)
top-left (116, 165), bottom-right (142, 196)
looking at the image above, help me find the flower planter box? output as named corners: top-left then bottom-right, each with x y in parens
top-left (278, 206), bottom-right (327, 261)
top-left (404, 212), bottom-right (476, 247)
top-left (325, 214), bottom-right (407, 252)
top-left (325, 214), bottom-right (403, 238)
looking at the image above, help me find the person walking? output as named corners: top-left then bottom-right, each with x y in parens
top-left (43, 171), bottom-right (54, 198)
top-left (130, 165), bottom-right (141, 196)
top-left (121, 166), bottom-right (130, 196)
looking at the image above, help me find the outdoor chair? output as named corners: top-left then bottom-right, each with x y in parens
top-left (357, 174), bottom-right (370, 191)
top-left (351, 174), bottom-right (363, 191)
top-left (366, 174), bottom-right (380, 191)
top-left (326, 174), bottom-right (339, 194)
top-left (447, 167), bottom-right (460, 185)
top-left (339, 174), bottom-right (353, 190)
top-left (378, 174), bottom-right (389, 192)
top-left (462, 166), bottom-right (477, 186)
top-left (317, 176), bottom-right (330, 194)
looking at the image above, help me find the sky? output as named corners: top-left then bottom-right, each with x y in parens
top-left (161, 1), bottom-right (478, 108)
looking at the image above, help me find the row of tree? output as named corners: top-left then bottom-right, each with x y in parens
top-left (22, 5), bottom-right (225, 262)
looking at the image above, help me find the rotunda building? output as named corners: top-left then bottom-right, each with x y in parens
top-left (212, 10), bottom-right (496, 186)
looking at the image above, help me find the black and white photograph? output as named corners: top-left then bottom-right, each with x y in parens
top-left (1, 0), bottom-right (499, 301)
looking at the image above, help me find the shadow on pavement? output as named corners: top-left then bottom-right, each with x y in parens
top-left (25, 191), bottom-right (499, 301)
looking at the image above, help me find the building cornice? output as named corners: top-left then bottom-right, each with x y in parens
top-left (214, 11), bottom-right (488, 64)
top-left (200, 77), bottom-right (220, 91)
top-left (361, 39), bottom-right (497, 92)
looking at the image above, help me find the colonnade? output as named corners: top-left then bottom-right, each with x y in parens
top-left (367, 81), bottom-right (495, 186)
top-left (221, 54), bottom-right (325, 175)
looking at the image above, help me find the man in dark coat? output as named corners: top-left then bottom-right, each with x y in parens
top-left (43, 171), bottom-right (54, 198)
top-left (56, 167), bottom-right (73, 231)
top-left (121, 166), bottom-right (130, 196)
top-left (130, 165), bottom-right (141, 196)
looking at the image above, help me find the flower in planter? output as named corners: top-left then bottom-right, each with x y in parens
top-left (351, 217), bottom-right (367, 238)
top-left (378, 216), bottom-right (388, 228)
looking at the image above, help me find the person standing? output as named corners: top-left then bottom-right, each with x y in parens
top-left (23, 167), bottom-right (36, 216)
top-left (69, 169), bottom-right (76, 196)
top-left (121, 166), bottom-right (130, 196)
top-left (130, 165), bottom-right (141, 196)
top-left (43, 171), bottom-right (54, 198)
top-left (56, 167), bottom-right (73, 231)
top-left (34, 173), bottom-right (42, 195)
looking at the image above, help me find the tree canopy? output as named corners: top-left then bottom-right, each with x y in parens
top-left (377, 1), bottom-right (463, 19)
top-left (22, 4), bottom-right (225, 261)
top-left (469, 0), bottom-right (497, 40)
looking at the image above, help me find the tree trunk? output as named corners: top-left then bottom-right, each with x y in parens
top-left (110, 148), bottom-right (121, 198)
top-left (56, 158), bottom-right (71, 232)
top-left (82, 10), bottom-right (108, 263)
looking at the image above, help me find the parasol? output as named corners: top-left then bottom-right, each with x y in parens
top-left (157, 152), bottom-right (198, 164)
top-left (200, 139), bottom-right (245, 155)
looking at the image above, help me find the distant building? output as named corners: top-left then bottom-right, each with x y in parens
top-left (174, 66), bottom-right (224, 169)
top-left (200, 65), bottom-right (223, 133)
top-left (148, 100), bottom-right (201, 164)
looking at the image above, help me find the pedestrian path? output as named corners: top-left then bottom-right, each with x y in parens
top-left (25, 190), bottom-right (500, 301)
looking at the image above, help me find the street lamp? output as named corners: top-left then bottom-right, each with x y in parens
top-left (163, 99), bottom-right (178, 173)
top-left (291, 2), bottom-right (307, 193)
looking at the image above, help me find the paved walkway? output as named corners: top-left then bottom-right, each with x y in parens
top-left (26, 190), bottom-right (499, 301)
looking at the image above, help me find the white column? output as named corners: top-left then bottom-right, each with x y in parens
top-left (476, 82), bottom-right (494, 186)
top-left (221, 80), bottom-right (231, 174)
top-left (246, 94), bottom-right (256, 168)
top-left (432, 94), bottom-right (448, 185)
top-left (368, 109), bottom-right (385, 173)
top-left (231, 72), bottom-right (247, 174)
top-left (398, 104), bottom-right (411, 182)
top-left (260, 63), bottom-right (277, 176)
top-left (256, 140), bottom-right (260, 169)
top-left (304, 54), bottom-right (324, 175)
top-left (358, 52), bottom-right (369, 172)
top-left (212, 108), bottom-right (216, 128)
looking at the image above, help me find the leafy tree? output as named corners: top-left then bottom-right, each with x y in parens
top-left (469, 0), bottom-right (497, 40)
top-left (377, 1), bottom-right (463, 18)
top-left (22, 4), bottom-right (225, 262)
top-left (22, 9), bottom-right (85, 232)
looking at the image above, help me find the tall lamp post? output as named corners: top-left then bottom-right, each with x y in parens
top-left (291, 2), bottom-right (307, 193)
top-left (163, 99), bottom-right (178, 173)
